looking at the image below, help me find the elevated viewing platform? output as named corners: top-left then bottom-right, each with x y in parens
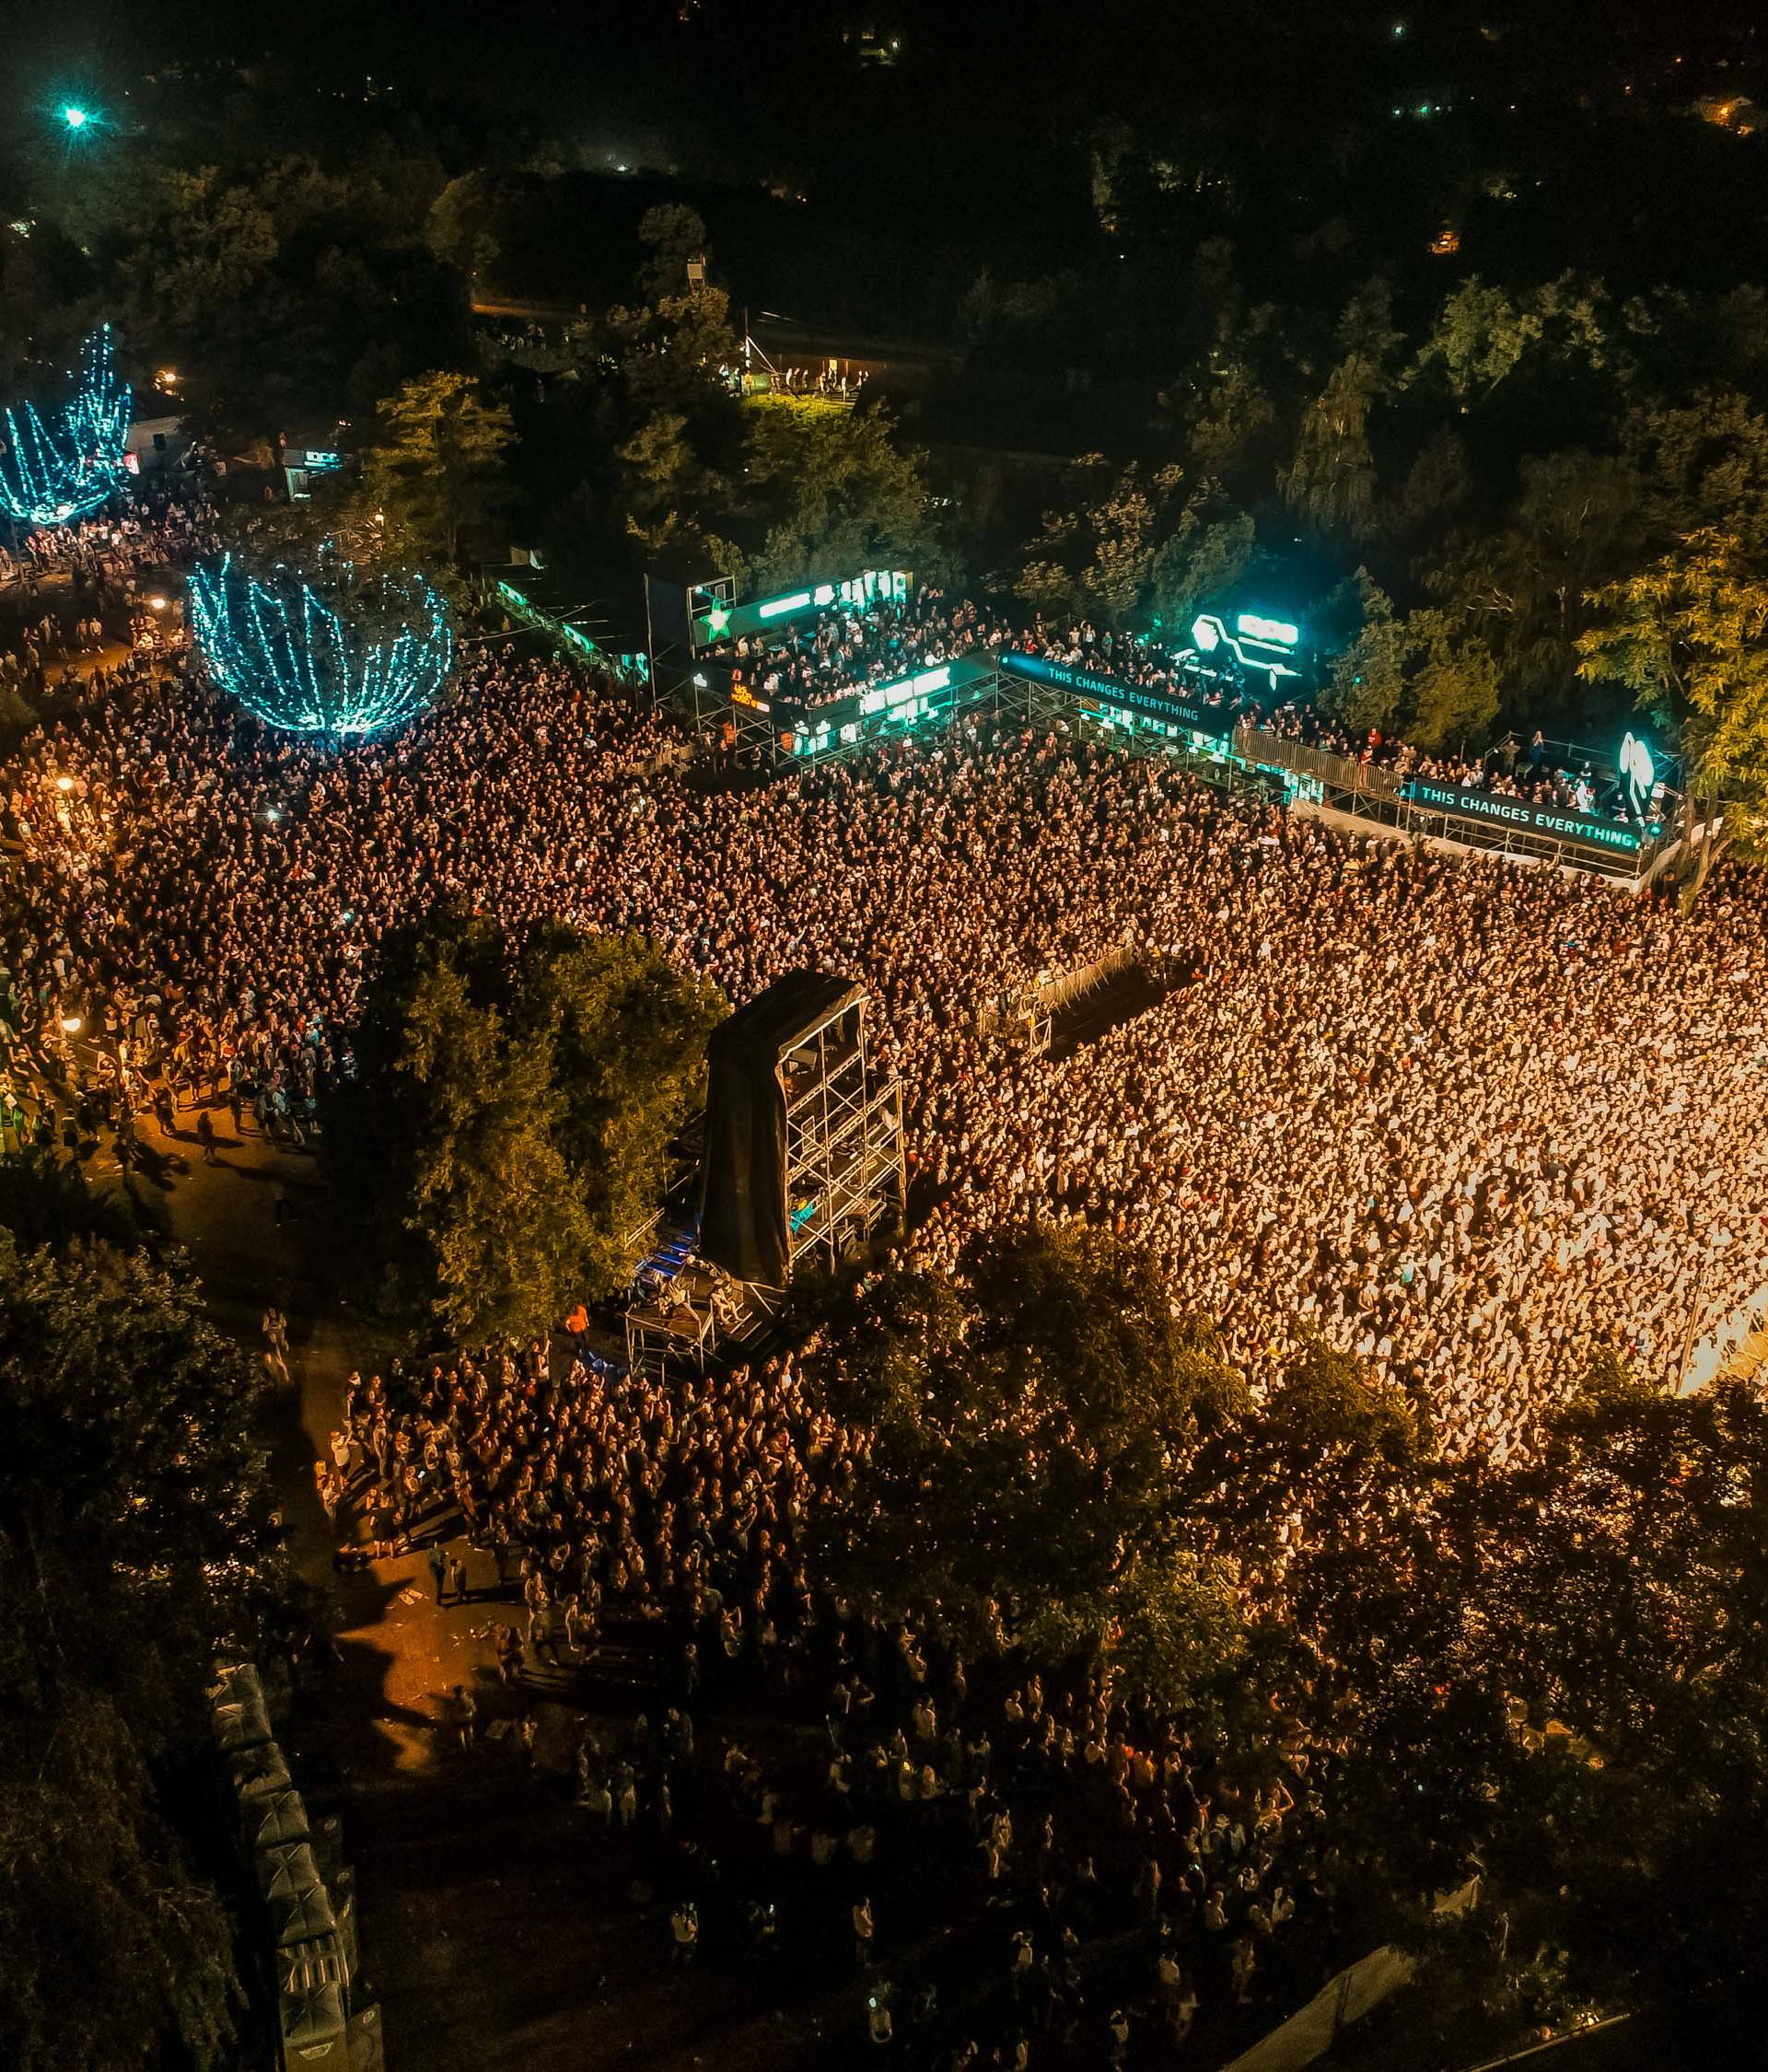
top-left (640, 561), bottom-right (1682, 884)
top-left (1229, 726), bottom-right (1681, 884)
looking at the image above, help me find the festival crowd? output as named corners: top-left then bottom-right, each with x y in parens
top-left (11, 599), bottom-right (1766, 1442)
top-left (326, 1330), bottom-right (1330, 2064)
top-left (8, 558), bottom-right (1768, 2058)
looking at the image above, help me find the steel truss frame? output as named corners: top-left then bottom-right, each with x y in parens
top-left (779, 991), bottom-right (904, 1275)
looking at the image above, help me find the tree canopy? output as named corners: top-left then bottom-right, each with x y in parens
top-left (743, 394), bottom-right (938, 589)
top-left (332, 913), bottom-right (725, 1339)
top-left (807, 1220), bottom-right (1252, 1713)
top-left (0, 1158), bottom-right (293, 2072)
top-left (361, 370), bottom-right (516, 568)
top-left (1579, 525), bottom-right (1768, 900)
top-left (801, 1210), bottom-right (1768, 2051)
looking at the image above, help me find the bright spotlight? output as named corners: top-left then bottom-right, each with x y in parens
top-left (61, 105), bottom-right (90, 130)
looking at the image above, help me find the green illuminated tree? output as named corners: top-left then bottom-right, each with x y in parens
top-left (1148, 496), bottom-right (1257, 640)
top-left (392, 953), bottom-right (587, 1343)
top-left (614, 410), bottom-right (742, 575)
top-left (121, 165), bottom-right (280, 336)
top-left (745, 396), bottom-right (934, 589)
top-left (1428, 450), bottom-right (1641, 718)
top-left (1014, 459), bottom-right (1105, 621)
top-left (1079, 480), bottom-right (1157, 625)
top-left (1624, 390), bottom-right (1768, 553)
top-left (611, 285), bottom-right (742, 420)
top-left (110, 150), bottom-right (463, 447)
top-left (361, 370), bottom-right (515, 567)
top-left (425, 169), bottom-right (504, 290)
top-left (516, 926), bottom-right (726, 1299)
top-left (1015, 460), bottom-right (1229, 632)
top-left (1412, 273), bottom-right (1609, 406)
top-left (1014, 544), bottom-right (1084, 622)
top-left (1406, 610), bottom-right (1503, 751)
top-left (617, 408), bottom-right (701, 554)
top-left (1335, 276), bottom-right (1402, 368)
top-left (1185, 353), bottom-right (1278, 481)
top-left (1321, 580), bottom-right (1500, 751)
top-left (1322, 570), bottom-right (1412, 734)
top-left (1579, 527), bottom-right (1768, 902)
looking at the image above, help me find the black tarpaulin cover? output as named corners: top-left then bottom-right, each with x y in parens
top-left (699, 971), bottom-right (865, 1286)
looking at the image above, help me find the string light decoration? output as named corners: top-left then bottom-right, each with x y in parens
top-left (189, 549), bottom-right (456, 741)
top-left (0, 325), bottom-right (132, 528)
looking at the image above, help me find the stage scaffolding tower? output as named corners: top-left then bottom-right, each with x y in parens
top-left (778, 986), bottom-right (904, 1276)
top-left (622, 974), bottom-right (904, 1379)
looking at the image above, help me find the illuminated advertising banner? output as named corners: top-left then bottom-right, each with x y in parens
top-left (692, 568), bottom-right (910, 647)
top-left (770, 654), bottom-right (996, 750)
top-left (1400, 778), bottom-right (1642, 855)
top-left (999, 650), bottom-right (1239, 739)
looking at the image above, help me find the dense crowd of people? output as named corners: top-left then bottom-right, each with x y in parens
top-left (8, 550), bottom-right (1765, 2058)
top-left (0, 490), bottom-right (220, 697)
top-left (11, 607), bottom-right (1766, 1444)
top-left (0, 487), bottom-right (217, 592)
top-left (328, 1333), bottom-right (1331, 2063)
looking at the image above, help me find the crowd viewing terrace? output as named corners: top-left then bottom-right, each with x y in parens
top-left (644, 568), bottom-right (1681, 879)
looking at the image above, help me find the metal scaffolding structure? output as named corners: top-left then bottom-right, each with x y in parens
top-left (719, 650), bottom-right (1008, 770)
top-left (622, 980), bottom-right (903, 1379)
top-left (1229, 727), bottom-right (1682, 885)
top-left (779, 989), bottom-right (905, 1275)
top-left (623, 1257), bottom-right (759, 1382)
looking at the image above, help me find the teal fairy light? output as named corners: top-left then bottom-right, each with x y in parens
top-left (189, 548), bottom-right (455, 741)
top-left (0, 326), bottom-right (132, 528)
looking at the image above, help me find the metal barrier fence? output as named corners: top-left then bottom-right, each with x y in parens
top-left (990, 946), bottom-right (1146, 1055)
top-left (1031, 946), bottom-right (1141, 1019)
top-left (1231, 726), bottom-right (1404, 806)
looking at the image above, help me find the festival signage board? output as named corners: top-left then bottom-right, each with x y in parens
top-left (1399, 777), bottom-right (1643, 856)
top-left (999, 650), bottom-right (1239, 740)
top-left (768, 653), bottom-right (997, 754)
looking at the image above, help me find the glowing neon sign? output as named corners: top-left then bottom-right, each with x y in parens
top-left (1619, 731), bottom-right (1657, 817)
top-left (1236, 613), bottom-right (1299, 648)
top-left (1187, 614), bottom-right (1300, 681)
top-left (1401, 778), bottom-right (1643, 856)
top-left (858, 662), bottom-right (951, 716)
